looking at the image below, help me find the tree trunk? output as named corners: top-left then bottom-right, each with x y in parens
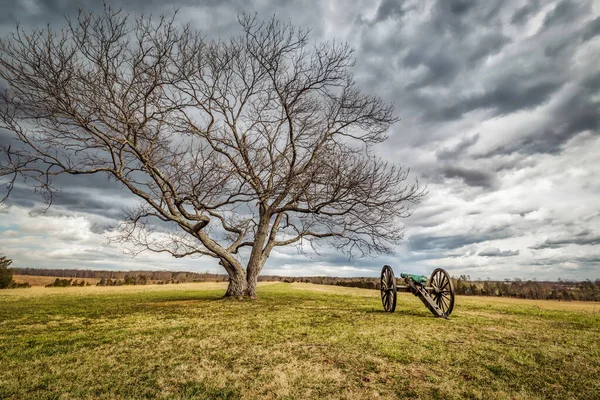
top-left (225, 271), bottom-right (246, 298)
top-left (245, 270), bottom-right (258, 299)
top-left (243, 212), bottom-right (270, 299)
top-left (244, 257), bottom-right (265, 299)
top-left (220, 259), bottom-right (246, 298)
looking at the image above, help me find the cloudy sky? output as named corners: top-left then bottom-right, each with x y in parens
top-left (1, 0), bottom-right (599, 280)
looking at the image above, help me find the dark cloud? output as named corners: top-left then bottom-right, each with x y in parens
top-left (0, 0), bottom-right (317, 41)
top-left (441, 166), bottom-right (494, 188)
top-left (0, 128), bottom-right (17, 147)
top-left (356, 0), bottom-right (596, 163)
top-left (528, 254), bottom-right (600, 266)
top-left (27, 190), bottom-right (124, 219)
top-left (582, 16), bottom-right (600, 41)
top-left (475, 80), bottom-right (562, 116)
top-left (511, 0), bottom-right (542, 25)
top-left (543, 0), bottom-right (585, 27)
top-left (478, 247), bottom-right (520, 257)
top-left (403, 51), bottom-right (462, 90)
top-left (467, 32), bottom-right (510, 64)
top-left (404, 203), bottom-right (458, 229)
top-left (0, 0), bottom-right (206, 24)
top-left (394, 6), bottom-right (510, 91)
top-left (4, 179), bottom-right (132, 221)
top-left (447, 0), bottom-right (476, 16)
top-left (483, 73), bottom-right (600, 156)
top-left (0, 189), bottom-right (37, 209)
top-left (530, 231), bottom-right (600, 249)
top-left (375, 0), bottom-right (409, 22)
top-left (429, 0), bottom-right (496, 38)
top-left (436, 134), bottom-right (479, 160)
top-left (407, 226), bottom-right (513, 252)
top-left (434, 76), bottom-right (565, 122)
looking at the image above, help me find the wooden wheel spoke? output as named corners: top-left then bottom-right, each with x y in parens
top-left (380, 265), bottom-right (397, 312)
top-left (438, 294), bottom-right (447, 309)
top-left (442, 297), bottom-right (449, 310)
top-left (428, 268), bottom-right (455, 317)
top-left (436, 294), bottom-right (445, 309)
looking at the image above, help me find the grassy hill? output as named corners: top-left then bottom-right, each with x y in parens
top-left (0, 283), bottom-right (599, 399)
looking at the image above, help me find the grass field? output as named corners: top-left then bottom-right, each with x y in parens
top-left (0, 283), bottom-right (599, 399)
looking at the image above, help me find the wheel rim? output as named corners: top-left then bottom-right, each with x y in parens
top-left (380, 265), bottom-right (397, 312)
top-left (429, 268), bottom-right (454, 317)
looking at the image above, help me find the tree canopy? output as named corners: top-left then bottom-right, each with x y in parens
top-left (0, 8), bottom-right (425, 297)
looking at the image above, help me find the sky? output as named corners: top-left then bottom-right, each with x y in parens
top-left (0, 0), bottom-right (599, 280)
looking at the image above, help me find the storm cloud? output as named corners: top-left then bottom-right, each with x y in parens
top-left (530, 231), bottom-right (600, 249)
top-left (0, 0), bottom-right (599, 280)
top-left (478, 248), bottom-right (520, 257)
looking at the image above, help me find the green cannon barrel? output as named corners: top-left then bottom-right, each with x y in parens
top-left (400, 273), bottom-right (428, 285)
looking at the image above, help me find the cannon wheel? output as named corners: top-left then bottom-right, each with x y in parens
top-left (380, 265), bottom-right (397, 312)
top-left (428, 268), bottom-right (455, 317)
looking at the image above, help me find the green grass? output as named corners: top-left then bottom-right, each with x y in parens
top-left (0, 283), bottom-right (599, 399)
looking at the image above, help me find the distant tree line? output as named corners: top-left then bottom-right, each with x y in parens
top-left (97, 275), bottom-right (149, 286)
top-left (452, 275), bottom-right (600, 302)
top-left (45, 278), bottom-right (90, 287)
top-left (259, 275), bottom-right (379, 290)
top-left (11, 268), bottom-right (600, 301)
top-left (15, 268), bottom-right (229, 283)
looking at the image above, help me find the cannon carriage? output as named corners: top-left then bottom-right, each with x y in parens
top-left (380, 265), bottom-right (455, 319)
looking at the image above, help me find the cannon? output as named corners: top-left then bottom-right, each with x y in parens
top-left (380, 265), bottom-right (455, 319)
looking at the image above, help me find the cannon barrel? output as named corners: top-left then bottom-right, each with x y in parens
top-left (399, 272), bottom-right (427, 285)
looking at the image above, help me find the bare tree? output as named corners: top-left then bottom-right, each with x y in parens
top-left (0, 8), bottom-right (425, 298)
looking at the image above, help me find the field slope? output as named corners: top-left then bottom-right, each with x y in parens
top-left (0, 283), bottom-right (599, 399)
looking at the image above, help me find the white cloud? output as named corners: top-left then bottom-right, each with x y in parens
top-left (0, 0), bottom-right (598, 280)
top-left (0, 205), bottom-right (221, 272)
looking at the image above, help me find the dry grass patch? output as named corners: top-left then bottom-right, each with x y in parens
top-left (0, 281), bottom-right (229, 299)
top-left (290, 282), bottom-right (379, 297)
top-left (458, 294), bottom-right (600, 312)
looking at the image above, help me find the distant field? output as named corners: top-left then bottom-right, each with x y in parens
top-left (0, 283), bottom-right (598, 399)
